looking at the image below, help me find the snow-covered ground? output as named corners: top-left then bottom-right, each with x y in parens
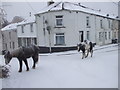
top-left (1, 44), bottom-right (118, 88)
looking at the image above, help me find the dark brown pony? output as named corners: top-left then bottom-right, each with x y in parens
top-left (4, 45), bottom-right (40, 72)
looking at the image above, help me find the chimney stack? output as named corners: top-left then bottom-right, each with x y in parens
top-left (47, 0), bottom-right (54, 6)
top-left (29, 12), bottom-right (31, 17)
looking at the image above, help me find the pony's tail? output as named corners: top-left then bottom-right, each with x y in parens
top-left (33, 45), bottom-right (40, 64)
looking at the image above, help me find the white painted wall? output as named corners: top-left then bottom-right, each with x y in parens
top-left (36, 10), bottom-right (118, 47)
top-left (2, 29), bottom-right (18, 52)
top-left (17, 22), bottom-right (37, 38)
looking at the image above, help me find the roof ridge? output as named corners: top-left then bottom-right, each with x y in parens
top-left (35, 1), bottom-right (117, 19)
top-left (48, 2), bottom-right (62, 11)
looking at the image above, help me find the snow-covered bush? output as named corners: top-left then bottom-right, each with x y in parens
top-left (0, 65), bottom-right (10, 78)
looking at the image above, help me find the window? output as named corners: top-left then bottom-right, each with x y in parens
top-left (10, 42), bottom-right (11, 48)
top-left (105, 32), bottom-right (107, 40)
top-left (32, 38), bottom-right (37, 45)
top-left (12, 42), bottom-right (15, 49)
top-left (86, 16), bottom-right (90, 28)
top-left (55, 33), bottom-right (65, 45)
top-left (21, 25), bottom-right (24, 33)
top-left (87, 31), bottom-right (90, 40)
top-left (56, 15), bottom-right (63, 26)
top-left (109, 32), bottom-right (111, 39)
top-left (27, 38), bottom-right (31, 46)
top-left (100, 20), bottom-right (103, 29)
top-left (30, 24), bottom-right (33, 32)
top-left (34, 38), bottom-right (37, 45)
top-left (99, 32), bottom-right (102, 41)
top-left (5, 43), bottom-right (7, 50)
top-left (9, 32), bottom-right (11, 39)
top-left (18, 38), bottom-right (22, 47)
top-left (23, 38), bottom-right (27, 47)
top-left (108, 20), bottom-right (111, 28)
top-left (114, 32), bottom-right (116, 39)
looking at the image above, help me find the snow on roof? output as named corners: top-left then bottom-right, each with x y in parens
top-left (17, 16), bottom-right (35, 26)
top-left (35, 2), bottom-right (117, 20)
top-left (1, 23), bottom-right (18, 31)
top-left (1, 16), bottom-right (35, 31)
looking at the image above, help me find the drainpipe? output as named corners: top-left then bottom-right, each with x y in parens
top-left (95, 15), bottom-right (97, 45)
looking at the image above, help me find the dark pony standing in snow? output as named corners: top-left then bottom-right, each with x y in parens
top-left (77, 40), bottom-right (93, 59)
top-left (4, 45), bottom-right (40, 72)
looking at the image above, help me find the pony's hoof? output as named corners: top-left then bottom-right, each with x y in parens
top-left (32, 67), bottom-right (35, 69)
top-left (26, 69), bottom-right (29, 71)
top-left (18, 70), bottom-right (22, 72)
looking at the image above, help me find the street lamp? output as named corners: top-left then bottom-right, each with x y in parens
top-left (47, 26), bottom-right (52, 53)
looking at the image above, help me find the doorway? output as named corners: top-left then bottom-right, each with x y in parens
top-left (79, 31), bottom-right (84, 42)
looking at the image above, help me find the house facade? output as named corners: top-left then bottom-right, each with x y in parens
top-left (35, 2), bottom-right (118, 53)
top-left (17, 17), bottom-right (37, 47)
top-left (1, 23), bottom-right (18, 52)
top-left (1, 16), bottom-right (37, 52)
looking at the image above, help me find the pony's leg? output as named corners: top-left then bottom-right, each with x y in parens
top-left (23, 59), bottom-right (29, 71)
top-left (82, 52), bottom-right (85, 59)
top-left (32, 55), bottom-right (38, 69)
top-left (18, 60), bottom-right (22, 72)
top-left (85, 50), bottom-right (89, 58)
top-left (81, 52), bottom-right (83, 59)
top-left (91, 50), bottom-right (93, 57)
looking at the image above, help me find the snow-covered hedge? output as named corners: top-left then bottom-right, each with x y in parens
top-left (0, 65), bottom-right (10, 78)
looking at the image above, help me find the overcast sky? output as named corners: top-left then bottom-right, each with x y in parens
top-left (1, 1), bottom-right (119, 22)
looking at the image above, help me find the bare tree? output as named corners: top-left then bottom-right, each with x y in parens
top-left (0, 7), bottom-right (8, 29)
top-left (11, 16), bottom-right (24, 23)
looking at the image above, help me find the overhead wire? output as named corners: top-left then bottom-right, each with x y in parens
top-left (25, 0), bottom-right (36, 14)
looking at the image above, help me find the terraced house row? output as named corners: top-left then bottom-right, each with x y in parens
top-left (0, 1), bottom-right (119, 53)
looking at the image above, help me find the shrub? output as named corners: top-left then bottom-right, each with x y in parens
top-left (0, 65), bottom-right (10, 78)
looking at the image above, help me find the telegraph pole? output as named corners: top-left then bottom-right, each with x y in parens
top-left (118, 2), bottom-right (120, 90)
top-left (118, 1), bottom-right (120, 44)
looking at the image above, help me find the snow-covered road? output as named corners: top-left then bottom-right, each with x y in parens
top-left (1, 44), bottom-right (118, 88)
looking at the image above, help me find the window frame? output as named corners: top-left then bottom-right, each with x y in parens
top-left (30, 23), bottom-right (33, 32)
top-left (99, 32), bottom-right (102, 41)
top-left (100, 19), bottom-right (103, 29)
top-left (105, 32), bottom-right (107, 40)
top-left (109, 32), bottom-right (111, 39)
top-left (86, 16), bottom-right (90, 28)
top-left (86, 31), bottom-right (90, 40)
top-left (55, 15), bottom-right (63, 27)
top-left (54, 33), bottom-right (65, 45)
top-left (21, 25), bottom-right (24, 33)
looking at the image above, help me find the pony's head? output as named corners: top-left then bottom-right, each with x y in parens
top-left (4, 51), bottom-right (12, 65)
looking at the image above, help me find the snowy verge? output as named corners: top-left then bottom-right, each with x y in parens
top-left (40, 44), bottom-right (118, 56)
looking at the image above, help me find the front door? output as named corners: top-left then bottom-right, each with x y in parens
top-left (79, 31), bottom-right (84, 42)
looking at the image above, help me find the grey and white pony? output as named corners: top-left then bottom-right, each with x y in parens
top-left (4, 45), bottom-right (40, 72)
top-left (77, 40), bottom-right (93, 59)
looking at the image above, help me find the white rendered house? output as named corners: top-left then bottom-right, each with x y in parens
top-left (35, 2), bottom-right (118, 53)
